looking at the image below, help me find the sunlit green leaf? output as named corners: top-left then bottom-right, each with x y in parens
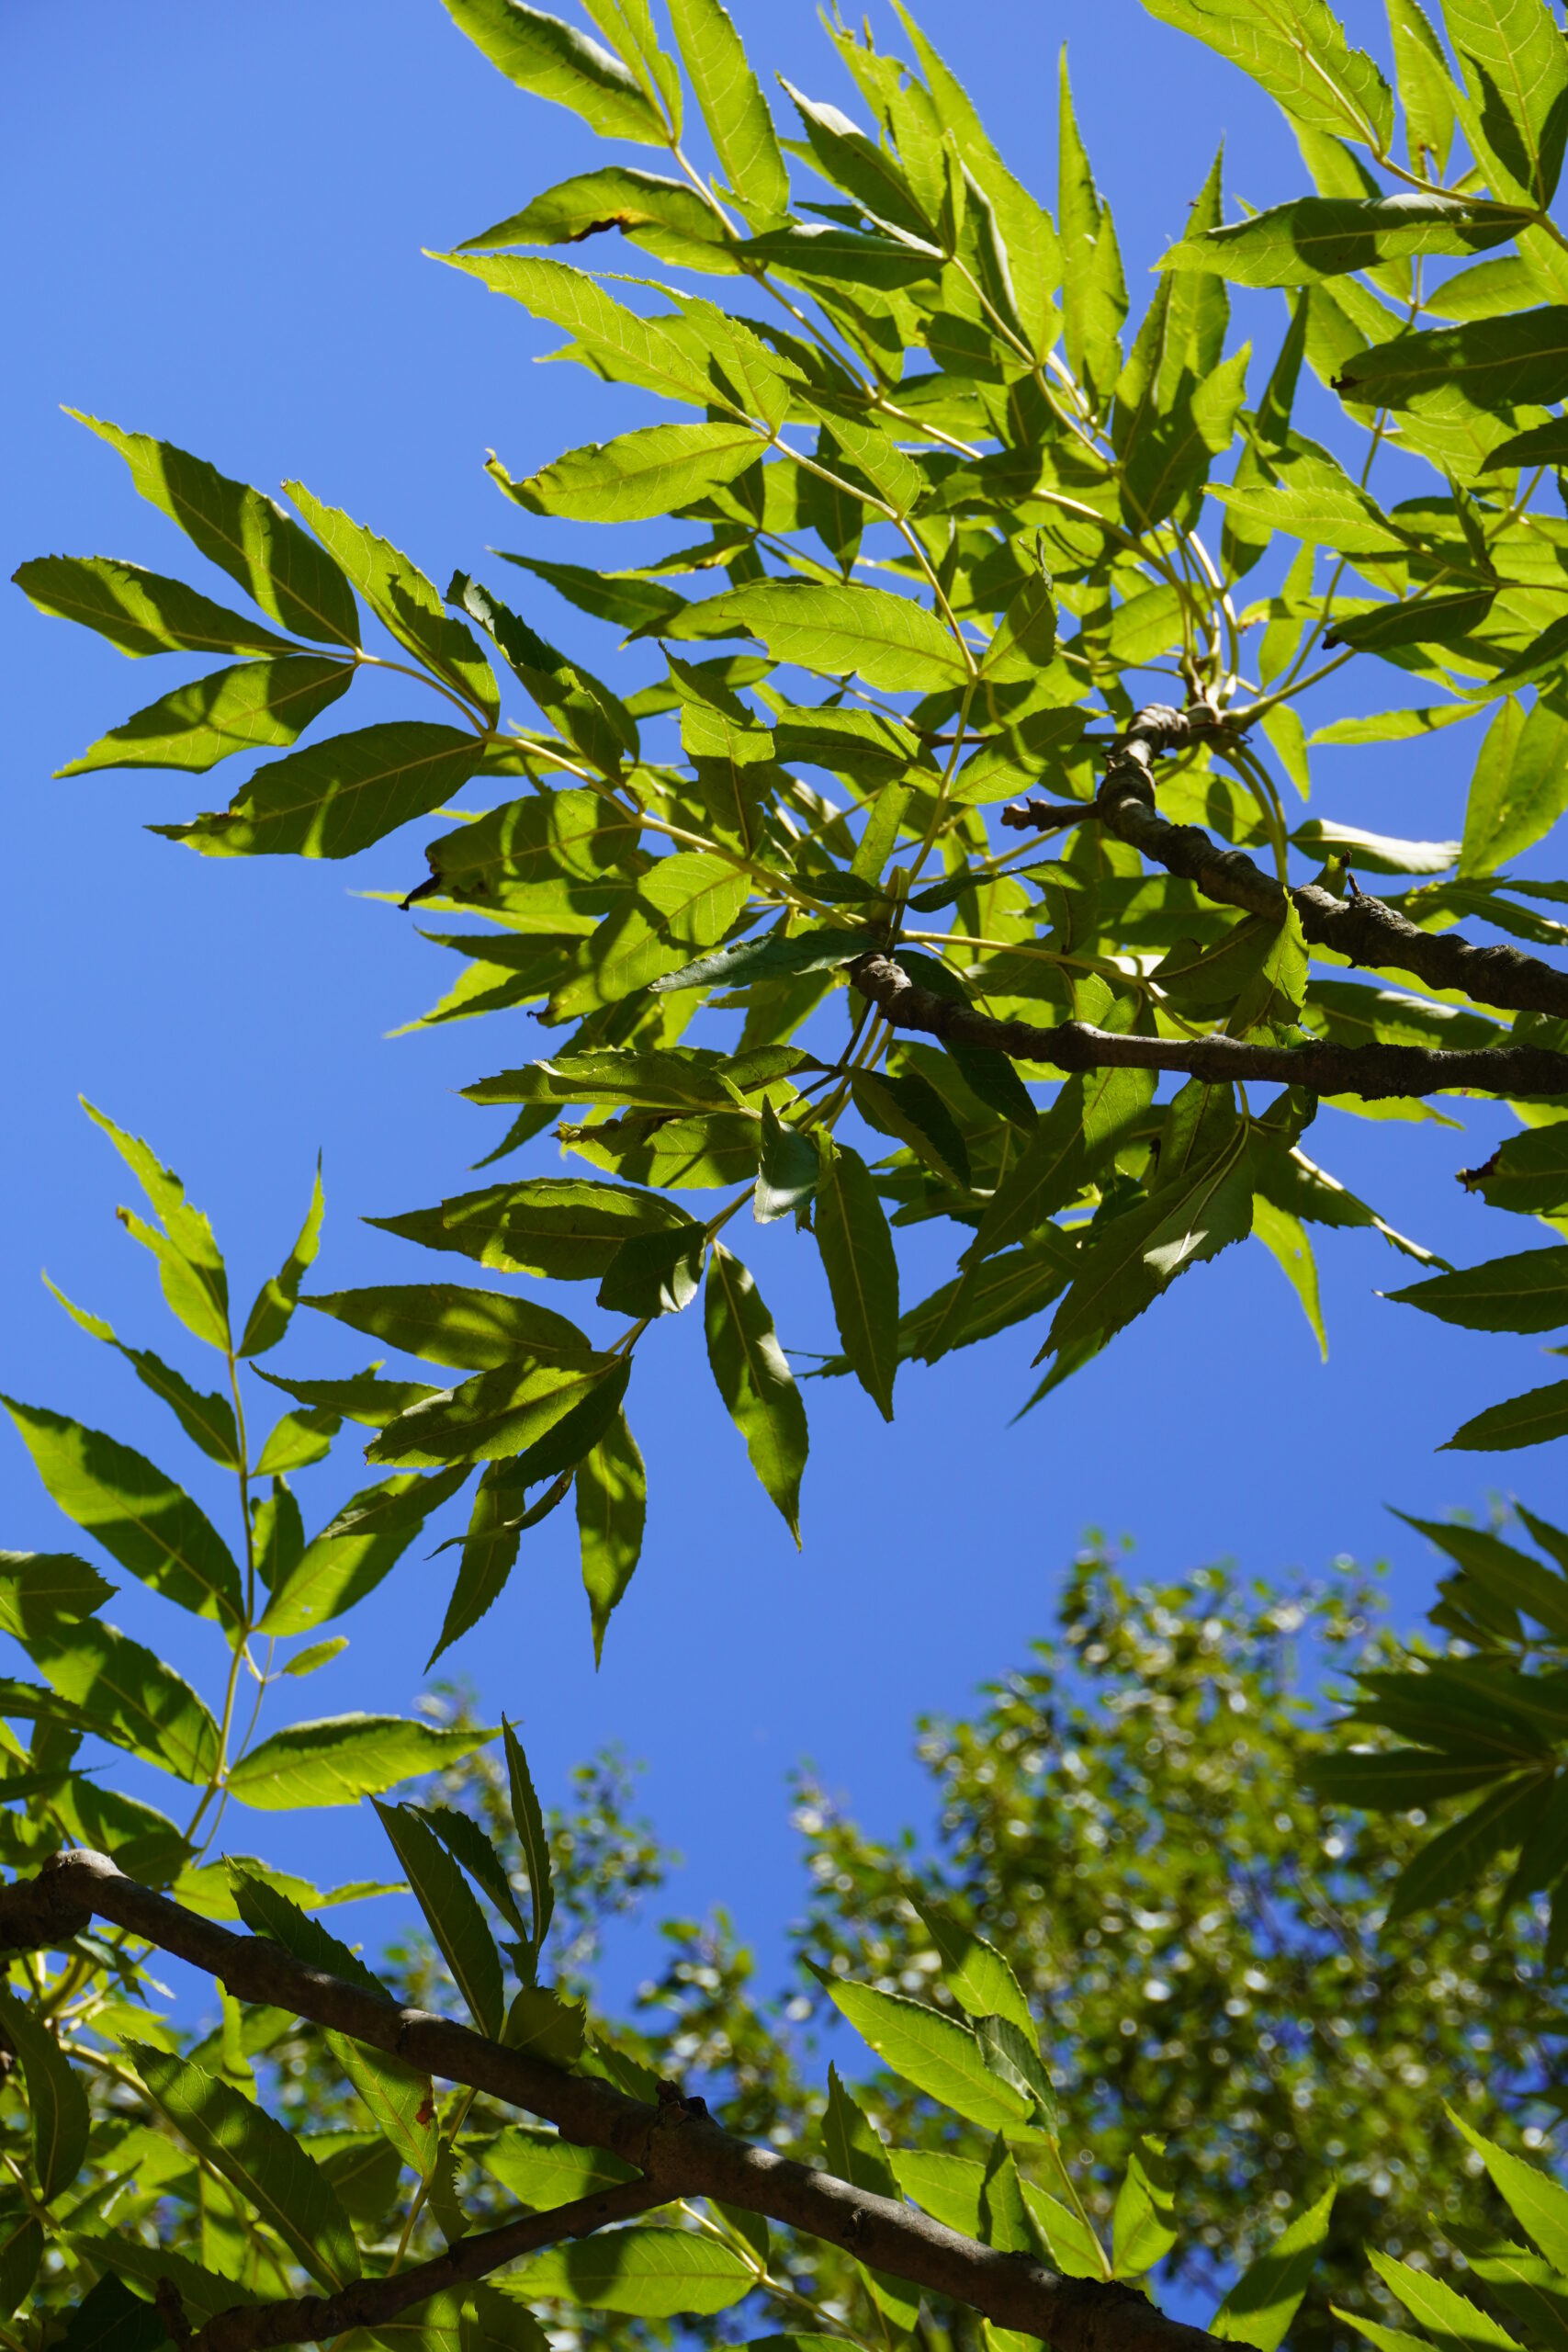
top-left (1, 1399), bottom-right (243, 1629)
top-left (57, 655), bottom-right (352, 775)
top-left (507, 2226), bottom-right (751, 2315)
top-left (130, 2045), bottom-right (361, 2289)
top-left (705, 1244), bottom-right (807, 1541)
top-left (374, 1800), bottom-right (506, 2035)
top-left (157, 721), bottom-right (486, 861)
top-left (227, 1713), bottom-right (493, 1809)
top-left (70, 413), bottom-right (359, 646)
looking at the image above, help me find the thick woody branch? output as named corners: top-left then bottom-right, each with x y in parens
top-left (849, 956), bottom-right (1568, 1101)
top-left (171, 2179), bottom-right (665, 2352)
top-left (1002, 705), bottom-right (1568, 1025)
top-left (6, 1851), bottom-right (1212, 2352)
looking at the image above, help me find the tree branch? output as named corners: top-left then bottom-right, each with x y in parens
top-left (848, 955), bottom-right (1568, 1100)
top-left (2, 1850), bottom-right (1212, 2352)
top-left (1001, 704), bottom-right (1568, 1025)
top-left (173, 2178), bottom-right (666, 2352)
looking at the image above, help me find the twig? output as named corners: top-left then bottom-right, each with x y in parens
top-left (847, 954), bottom-right (1568, 1101)
top-left (1001, 704), bottom-right (1568, 1024)
top-left (176, 2177), bottom-right (665, 2352)
top-left (2, 1852), bottom-right (1213, 2352)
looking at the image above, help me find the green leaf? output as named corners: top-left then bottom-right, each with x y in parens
top-left (431, 1460), bottom-right (575, 1661)
top-left (668, 0), bottom-right (789, 221)
top-left (130, 2044), bottom-right (361, 2289)
top-left (462, 166), bottom-right (734, 267)
top-left (1448, 2110), bottom-right (1568, 2269)
top-left (259, 1464), bottom-right (471, 1637)
top-left (1386, 1770), bottom-right (1548, 1917)
top-left (1446, 1380), bottom-right (1568, 1452)
top-left (1251, 1194), bottom-right (1327, 1360)
top-left (369, 1355), bottom-right (629, 1470)
top-left (1337, 305), bottom-right (1568, 412)
top-left (371, 1177), bottom-right (691, 1282)
top-left (43, 1280), bottom-right (242, 1468)
top-left (441, 254), bottom-right (728, 413)
top-left (1019, 2178), bottom-right (1111, 2280)
top-left (1042, 1132), bottom-right (1253, 1375)
top-left (1211, 2187), bottom-right (1337, 2349)
top-left (814, 1136), bottom-right (900, 1422)
top-left (453, 577), bottom-right (637, 773)
top-left (284, 484), bottom-right (498, 718)
top-left (1290, 818), bottom-right (1458, 872)
top-left (1163, 194), bottom-right (1526, 287)
top-left (82, 1099), bottom-right (231, 1349)
top-left (783, 76), bottom-right (931, 240)
top-left (577, 1408), bottom-right (648, 1661)
top-left (19, 1616), bottom-right (220, 1781)
top-left (420, 1804), bottom-right (531, 1943)
top-left (63, 2241), bottom-right (249, 2330)
top-left (1306, 706), bottom-right (1477, 748)
top-left (254, 1407), bottom-right (339, 1475)
top-left (735, 223), bottom-right (941, 287)
top-left (1, 1399), bottom-right (243, 1629)
top-left (57, 654), bottom-right (353, 775)
top-left (306, 1283), bottom-right (592, 1372)
top-left (752, 1099), bottom-right (821, 1226)
top-left (1112, 2135), bottom-right (1177, 2279)
top-left (911, 1899), bottom-right (1035, 2036)
top-left (13, 554), bottom-right (299, 661)
top-left (820, 1972), bottom-right (1032, 2132)
top-left (508, 2227), bottom-right (752, 2315)
top-left (1213, 439), bottom-right (1406, 556)
top-left (70, 413), bottom-right (359, 646)
top-left (704, 1244), bottom-right (808, 1542)
top-left (1366, 2251), bottom-right (1523, 2352)
top-left (61, 2277), bottom-right (168, 2352)
top-left (504, 1719), bottom-right (556, 1953)
top-left (1461, 1120), bottom-right (1568, 1216)
top-left (1389, 0), bottom-right (1454, 175)
top-left (478, 2126), bottom-right (637, 2209)
top-left (278, 1632), bottom-right (345, 1675)
top-left (501, 547), bottom-right (690, 639)
top-left (157, 721), bottom-right (485, 861)
top-left (239, 1160), bottom-right (325, 1357)
top-left (651, 924), bottom-right (874, 996)
top-left (0, 1551), bottom-right (113, 1638)
top-left (227, 1713), bottom-right (493, 1809)
top-left (1136, 0), bottom-right (1393, 150)
top-left (851, 1069), bottom-right (970, 1192)
top-left (1461, 689), bottom-right (1568, 876)
top-left (1442, 0), bottom-right (1568, 205)
top-left (822, 2064), bottom-right (919, 2328)
top-left (1389, 1246), bottom-right (1568, 1334)
top-left (0, 1990), bottom-right (89, 2202)
top-left (968, 1080), bottom-right (1089, 1264)
top-left (670, 579), bottom-right (967, 690)
top-left (891, 2148), bottom-right (988, 2237)
top-left (442, 0), bottom-right (668, 142)
top-left (501, 422), bottom-right (763, 523)
top-left (227, 1864), bottom-right (388, 1995)
top-left (374, 1800), bottom-right (506, 2036)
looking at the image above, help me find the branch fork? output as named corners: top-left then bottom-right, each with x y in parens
top-left (1, 1850), bottom-right (1214, 2352)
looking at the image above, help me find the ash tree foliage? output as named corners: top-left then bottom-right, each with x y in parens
top-left (16, 0), bottom-right (1568, 2347)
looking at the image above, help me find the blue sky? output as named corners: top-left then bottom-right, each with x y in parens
top-left (4, 0), bottom-right (1563, 2026)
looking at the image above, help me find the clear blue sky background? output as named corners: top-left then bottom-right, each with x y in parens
top-left (4, 0), bottom-right (1563, 2034)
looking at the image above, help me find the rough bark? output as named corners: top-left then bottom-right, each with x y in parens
top-left (848, 954), bottom-right (1568, 1099)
